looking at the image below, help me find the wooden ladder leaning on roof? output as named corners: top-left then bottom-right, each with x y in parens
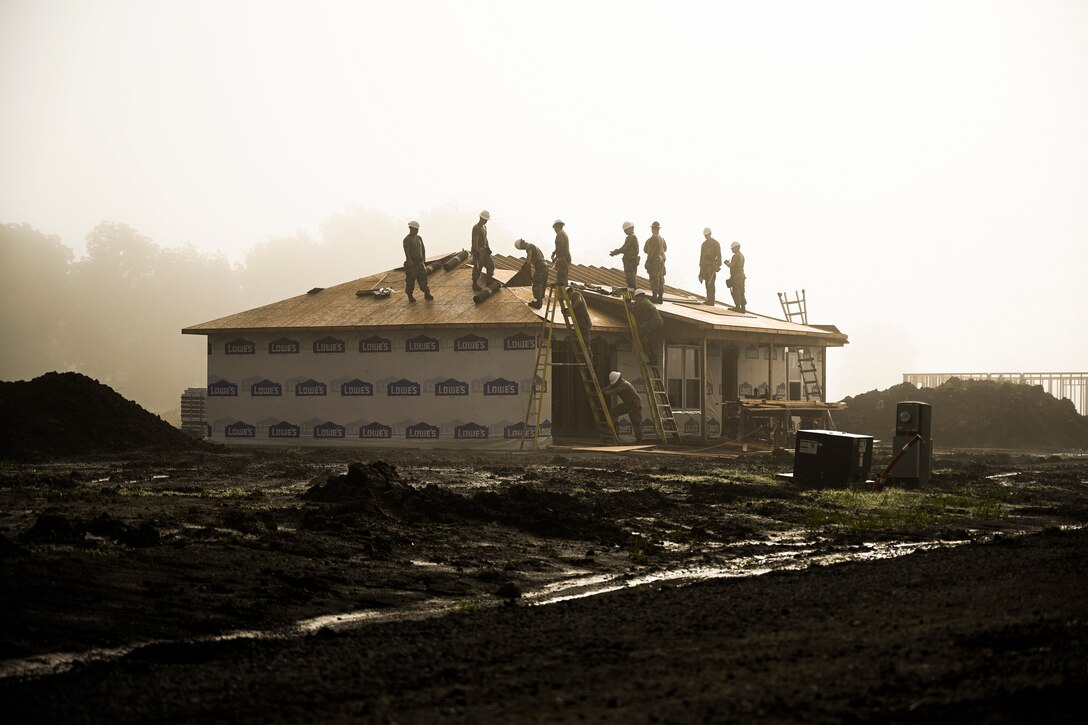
top-left (621, 290), bottom-right (682, 445)
top-left (778, 289), bottom-right (834, 429)
top-left (520, 285), bottom-right (619, 450)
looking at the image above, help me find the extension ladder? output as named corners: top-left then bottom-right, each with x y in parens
top-left (778, 289), bottom-right (825, 402)
top-left (621, 292), bottom-right (682, 445)
top-left (520, 285), bottom-right (618, 449)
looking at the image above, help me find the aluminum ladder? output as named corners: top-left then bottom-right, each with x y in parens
top-left (621, 291), bottom-right (682, 445)
top-left (777, 289), bottom-right (825, 402)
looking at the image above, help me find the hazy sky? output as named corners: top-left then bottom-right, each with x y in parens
top-left (3, 0), bottom-right (1086, 399)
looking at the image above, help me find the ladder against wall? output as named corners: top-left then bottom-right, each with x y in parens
top-left (778, 289), bottom-right (824, 403)
top-left (621, 291), bottom-right (682, 445)
top-left (521, 285), bottom-right (618, 450)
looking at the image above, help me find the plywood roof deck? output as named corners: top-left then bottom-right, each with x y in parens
top-left (183, 251), bottom-right (848, 346)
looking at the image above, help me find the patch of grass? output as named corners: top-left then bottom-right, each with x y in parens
top-left (801, 488), bottom-right (1007, 532)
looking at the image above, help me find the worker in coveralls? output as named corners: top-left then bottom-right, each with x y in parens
top-left (609, 221), bottom-right (640, 289)
top-left (603, 370), bottom-right (644, 443)
top-left (567, 286), bottom-right (592, 349)
top-left (471, 211), bottom-right (495, 291)
top-left (724, 241), bottom-right (746, 313)
top-left (698, 228), bottom-right (722, 306)
top-left (632, 289), bottom-right (664, 369)
top-left (514, 238), bottom-right (549, 309)
top-left (551, 219), bottom-right (571, 288)
top-left (402, 221), bottom-right (432, 304)
top-left (643, 221), bottom-right (667, 304)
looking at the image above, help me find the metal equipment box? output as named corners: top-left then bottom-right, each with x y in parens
top-left (888, 401), bottom-right (932, 486)
top-left (792, 429), bottom-right (874, 487)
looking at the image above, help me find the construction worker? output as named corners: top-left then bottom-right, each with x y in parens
top-left (514, 238), bottom-right (549, 309)
top-left (698, 227), bottom-right (722, 306)
top-left (402, 221), bottom-right (433, 303)
top-left (643, 221), bottom-right (667, 304)
top-left (632, 289), bottom-right (664, 368)
top-left (603, 370), bottom-right (644, 443)
top-left (567, 286), bottom-right (592, 348)
top-left (551, 219), bottom-right (571, 288)
top-left (471, 210), bottom-right (495, 291)
top-left (609, 221), bottom-right (640, 289)
top-left (724, 241), bottom-right (746, 313)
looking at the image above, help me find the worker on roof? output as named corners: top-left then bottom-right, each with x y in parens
top-left (514, 238), bottom-right (550, 309)
top-left (602, 370), bottom-right (644, 443)
top-left (610, 221), bottom-right (640, 289)
top-left (724, 241), bottom-right (746, 313)
top-left (471, 211), bottom-right (495, 291)
top-left (402, 221), bottom-right (433, 304)
top-left (632, 289), bottom-right (664, 368)
top-left (643, 221), bottom-right (667, 304)
top-left (698, 227), bottom-right (722, 306)
top-left (551, 219), bottom-right (571, 288)
top-left (567, 285), bottom-right (592, 349)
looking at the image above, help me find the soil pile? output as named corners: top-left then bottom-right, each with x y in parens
top-left (837, 378), bottom-right (1088, 450)
top-left (0, 372), bottom-right (195, 461)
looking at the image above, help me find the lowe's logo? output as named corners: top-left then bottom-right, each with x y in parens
top-left (250, 379), bottom-right (282, 397)
top-left (707, 419), bottom-right (721, 437)
top-left (208, 379), bottom-right (238, 397)
top-left (388, 379), bottom-right (421, 396)
top-left (268, 337), bottom-right (299, 354)
top-left (455, 422), bottom-right (489, 439)
top-left (313, 336), bottom-right (345, 354)
top-left (225, 421), bottom-right (255, 437)
top-left (454, 333), bottom-right (489, 352)
top-left (295, 379), bottom-right (327, 396)
top-left (360, 422), bottom-right (392, 439)
top-left (406, 334), bottom-right (439, 352)
top-left (359, 335), bottom-right (392, 353)
top-left (314, 422), bottom-right (346, 438)
top-left (435, 378), bottom-right (469, 396)
top-left (684, 418), bottom-right (701, 435)
top-left (484, 378), bottom-right (519, 396)
top-left (269, 421), bottom-right (300, 438)
top-left (504, 422), bottom-right (533, 439)
top-left (406, 422), bottom-right (440, 439)
top-left (504, 332), bottom-right (535, 351)
top-left (225, 338), bottom-right (255, 355)
top-left (341, 379), bottom-right (373, 396)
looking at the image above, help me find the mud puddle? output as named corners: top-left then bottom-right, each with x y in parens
top-left (0, 533), bottom-right (974, 682)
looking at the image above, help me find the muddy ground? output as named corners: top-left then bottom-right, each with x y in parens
top-left (1, 446), bottom-right (1086, 722)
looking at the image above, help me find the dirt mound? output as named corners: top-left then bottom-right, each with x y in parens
top-left (301, 461), bottom-right (627, 543)
top-left (836, 378), bottom-right (1088, 450)
top-left (0, 372), bottom-right (195, 461)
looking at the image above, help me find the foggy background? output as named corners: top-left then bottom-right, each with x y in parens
top-left (2, 1), bottom-right (1086, 421)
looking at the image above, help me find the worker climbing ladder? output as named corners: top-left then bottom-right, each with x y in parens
top-left (777, 289), bottom-right (824, 402)
top-left (520, 285), bottom-right (619, 450)
top-left (621, 291), bottom-right (682, 445)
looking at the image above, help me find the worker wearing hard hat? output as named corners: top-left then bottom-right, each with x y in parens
top-left (698, 228), bottom-right (722, 306)
top-left (567, 286), bottom-right (592, 348)
top-left (514, 238), bottom-right (550, 309)
top-left (609, 222), bottom-right (640, 289)
top-left (471, 211), bottom-right (495, 291)
top-left (724, 241), bottom-right (746, 313)
top-left (402, 221), bottom-right (433, 304)
top-left (643, 221), bottom-right (667, 304)
top-left (551, 219), bottom-right (571, 288)
top-left (602, 370), bottom-right (644, 443)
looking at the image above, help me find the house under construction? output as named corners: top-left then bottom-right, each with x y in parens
top-left (181, 252), bottom-right (849, 448)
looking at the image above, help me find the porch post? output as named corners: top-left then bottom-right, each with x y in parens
top-left (701, 336), bottom-right (708, 444)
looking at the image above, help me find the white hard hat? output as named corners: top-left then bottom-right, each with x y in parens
top-left (408, 220), bottom-right (420, 230)
top-left (480, 210), bottom-right (490, 220)
top-left (553, 219), bottom-right (564, 226)
top-left (622, 221), bottom-right (633, 231)
top-left (703, 227), bottom-right (712, 235)
top-left (609, 371), bottom-right (621, 385)
top-left (731, 241), bottom-right (740, 249)
top-left (634, 289), bottom-right (646, 297)
top-left (514, 238), bottom-right (526, 248)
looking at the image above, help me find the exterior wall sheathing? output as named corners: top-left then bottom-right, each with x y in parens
top-left (205, 328), bottom-right (549, 448)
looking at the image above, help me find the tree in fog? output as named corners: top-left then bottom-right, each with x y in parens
top-left (0, 224), bottom-right (74, 378)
